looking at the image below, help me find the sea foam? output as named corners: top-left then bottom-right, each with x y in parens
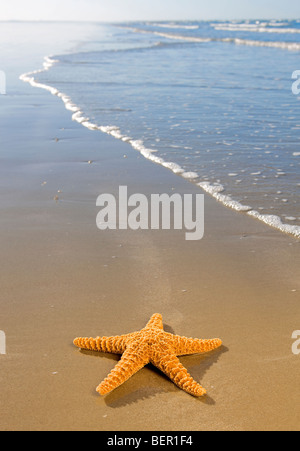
top-left (128, 27), bottom-right (300, 52)
top-left (248, 211), bottom-right (300, 238)
top-left (198, 182), bottom-right (252, 212)
top-left (151, 23), bottom-right (199, 30)
top-left (212, 24), bottom-right (300, 34)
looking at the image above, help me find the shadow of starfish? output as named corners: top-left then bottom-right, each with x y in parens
top-left (77, 345), bottom-right (227, 407)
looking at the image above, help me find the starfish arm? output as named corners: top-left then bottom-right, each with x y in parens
top-left (73, 335), bottom-right (129, 355)
top-left (151, 350), bottom-right (206, 397)
top-left (96, 345), bottom-right (149, 395)
top-left (172, 336), bottom-right (222, 356)
top-left (145, 313), bottom-right (164, 330)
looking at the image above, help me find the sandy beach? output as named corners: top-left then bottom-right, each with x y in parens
top-left (0, 22), bottom-right (300, 432)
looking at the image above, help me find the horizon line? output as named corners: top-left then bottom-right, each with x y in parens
top-left (0, 17), bottom-right (299, 24)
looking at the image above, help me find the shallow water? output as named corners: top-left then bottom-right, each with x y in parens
top-left (21, 20), bottom-right (300, 236)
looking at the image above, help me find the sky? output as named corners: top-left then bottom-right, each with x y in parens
top-left (1, 0), bottom-right (300, 22)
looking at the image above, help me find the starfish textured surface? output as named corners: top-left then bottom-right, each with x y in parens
top-left (73, 314), bottom-right (222, 397)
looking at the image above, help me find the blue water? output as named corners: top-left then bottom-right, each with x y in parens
top-left (26, 20), bottom-right (300, 236)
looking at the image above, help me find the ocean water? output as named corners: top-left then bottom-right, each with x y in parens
top-left (20, 20), bottom-right (300, 237)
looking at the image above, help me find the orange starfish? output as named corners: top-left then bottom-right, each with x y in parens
top-left (73, 313), bottom-right (222, 397)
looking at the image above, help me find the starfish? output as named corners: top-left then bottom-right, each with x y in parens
top-left (73, 314), bottom-right (222, 397)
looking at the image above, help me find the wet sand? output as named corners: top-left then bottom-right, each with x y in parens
top-left (0, 26), bottom-right (300, 431)
top-left (0, 82), bottom-right (300, 432)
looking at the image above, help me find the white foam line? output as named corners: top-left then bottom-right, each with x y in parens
top-left (153, 31), bottom-right (212, 43)
top-left (151, 23), bottom-right (199, 30)
top-left (157, 31), bottom-right (300, 51)
top-left (198, 182), bottom-right (252, 212)
top-left (20, 56), bottom-right (59, 93)
top-left (198, 181), bottom-right (300, 237)
top-left (123, 26), bottom-right (300, 51)
top-left (248, 211), bottom-right (300, 238)
top-left (224, 37), bottom-right (300, 51)
top-left (182, 171), bottom-right (199, 179)
top-left (213, 25), bottom-right (300, 34)
top-left (20, 56), bottom-right (84, 117)
top-left (20, 55), bottom-right (300, 239)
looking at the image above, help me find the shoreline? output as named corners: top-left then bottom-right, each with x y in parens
top-left (19, 52), bottom-right (300, 240)
top-left (0, 22), bottom-right (300, 431)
